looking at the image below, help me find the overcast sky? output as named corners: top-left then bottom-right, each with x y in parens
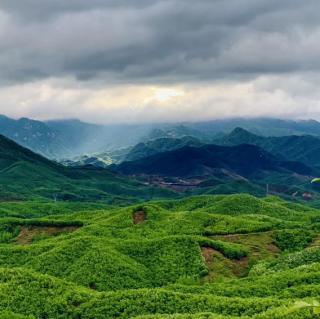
top-left (0, 0), bottom-right (320, 123)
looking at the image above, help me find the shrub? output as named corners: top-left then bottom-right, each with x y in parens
top-left (273, 229), bottom-right (315, 252)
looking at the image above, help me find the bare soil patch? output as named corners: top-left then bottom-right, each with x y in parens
top-left (16, 226), bottom-right (78, 245)
top-left (233, 257), bottom-right (250, 276)
top-left (201, 246), bottom-right (216, 264)
top-left (133, 210), bottom-right (146, 225)
top-left (310, 236), bottom-right (320, 247)
top-left (201, 246), bottom-right (249, 281)
top-left (267, 243), bottom-right (281, 253)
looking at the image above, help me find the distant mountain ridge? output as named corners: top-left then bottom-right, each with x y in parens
top-left (0, 116), bottom-right (155, 159)
top-left (112, 142), bottom-right (320, 201)
top-left (114, 143), bottom-right (316, 178)
top-left (145, 125), bottom-right (210, 141)
top-left (61, 136), bottom-right (203, 167)
top-left (188, 118), bottom-right (320, 137)
top-left (125, 136), bottom-right (203, 162)
top-left (3, 114), bottom-right (320, 160)
top-left (1, 126), bottom-right (319, 203)
top-left (214, 127), bottom-right (320, 167)
top-left (0, 115), bottom-right (69, 158)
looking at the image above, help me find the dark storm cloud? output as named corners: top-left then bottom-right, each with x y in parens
top-left (0, 0), bottom-right (319, 85)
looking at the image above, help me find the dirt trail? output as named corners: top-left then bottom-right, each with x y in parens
top-left (210, 231), bottom-right (274, 239)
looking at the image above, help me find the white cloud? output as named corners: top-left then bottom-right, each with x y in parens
top-left (0, 75), bottom-right (319, 123)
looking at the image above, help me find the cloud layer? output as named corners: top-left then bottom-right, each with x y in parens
top-left (0, 0), bottom-right (319, 122)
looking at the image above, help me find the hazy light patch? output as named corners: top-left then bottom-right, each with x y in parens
top-left (150, 88), bottom-right (185, 103)
top-left (0, 76), bottom-right (320, 123)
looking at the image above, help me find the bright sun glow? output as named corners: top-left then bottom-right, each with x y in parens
top-left (152, 88), bottom-right (185, 103)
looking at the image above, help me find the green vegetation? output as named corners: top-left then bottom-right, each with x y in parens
top-left (0, 134), bottom-right (177, 203)
top-left (273, 229), bottom-right (315, 252)
top-left (0, 194), bottom-right (319, 317)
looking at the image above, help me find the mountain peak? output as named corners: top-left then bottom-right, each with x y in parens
top-left (229, 127), bottom-right (258, 137)
top-left (214, 127), bottom-right (263, 146)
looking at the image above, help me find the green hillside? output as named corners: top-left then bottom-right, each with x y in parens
top-left (0, 134), bottom-right (175, 203)
top-left (0, 194), bottom-right (320, 318)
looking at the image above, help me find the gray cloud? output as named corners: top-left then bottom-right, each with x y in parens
top-left (0, 1), bottom-right (320, 123)
top-left (0, 0), bottom-right (153, 21)
top-left (0, 0), bottom-right (319, 86)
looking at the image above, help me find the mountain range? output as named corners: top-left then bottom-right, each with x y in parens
top-left (3, 115), bottom-right (320, 203)
top-left (0, 115), bottom-right (155, 159)
top-left (115, 143), bottom-right (315, 178)
top-left (214, 127), bottom-right (320, 167)
top-left (4, 114), bottom-right (320, 160)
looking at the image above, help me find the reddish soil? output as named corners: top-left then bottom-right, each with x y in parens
top-left (201, 247), bottom-right (216, 263)
top-left (233, 257), bottom-right (250, 276)
top-left (201, 246), bottom-right (250, 279)
top-left (133, 210), bottom-right (146, 225)
top-left (267, 243), bottom-right (281, 253)
top-left (16, 226), bottom-right (78, 245)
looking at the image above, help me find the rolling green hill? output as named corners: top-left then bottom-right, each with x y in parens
top-left (0, 134), bottom-right (175, 203)
top-left (0, 194), bottom-right (320, 317)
